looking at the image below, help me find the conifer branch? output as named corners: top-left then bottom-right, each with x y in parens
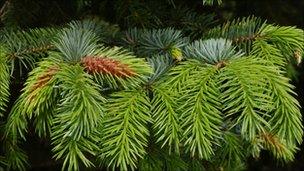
top-left (261, 65), bottom-right (303, 145)
top-left (52, 64), bottom-right (105, 171)
top-left (1, 13), bottom-right (303, 171)
top-left (220, 57), bottom-right (273, 141)
top-left (151, 85), bottom-right (181, 153)
top-left (0, 48), bottom-right (10, 117)
top-left (100, 90), bottom-right (151, 170)
top-left (176, 62), bottom-right (222, 159)
top-left (2, 28), bottom-right (58, 73)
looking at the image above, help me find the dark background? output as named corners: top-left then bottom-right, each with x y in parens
top-left (0, 0), bottom-right (303, 170)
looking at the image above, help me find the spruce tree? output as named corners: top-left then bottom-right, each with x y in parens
top-left (0, 0), bottom-right (303, 170)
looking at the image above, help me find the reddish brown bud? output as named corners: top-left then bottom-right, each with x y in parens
top-left (81, 56), bottom-right (136, 78)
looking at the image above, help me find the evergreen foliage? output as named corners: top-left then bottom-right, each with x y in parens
top-left (0, 1), bottom-right (303, 171)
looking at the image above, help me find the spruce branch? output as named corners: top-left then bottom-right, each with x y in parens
top-left (151, 85), bottom-right (181, 153)
top-left (54, 24), bottom-right (153, 90)
top-left (176, 62), bottom-right (222, 159)
top-left (0, 47), bottom-right (10, 117)
top-left (260, 25), bottom-right (304, 58)
top-left (219, 57), bottom-right (273, 141)
top-left (3, 58), bottom-right (60, 171)
top-left (260, 64), bottom-right (303, 145)
top-left (52, 64), bottom-right (105, 170)
top-left (2, 28), bottom-right (58, 73)
top-left (6, 58), bottom-right (60, 137)
top-left (205, 16), bottom-right (266, 53)
top-left (1, 13), bottom-right (303, 171)
top-left (99, 90), bottom-right (151, 170)
top-left (205, 16), bottom-right (303, 66)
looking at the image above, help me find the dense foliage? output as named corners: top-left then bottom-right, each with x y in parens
top-left (0, 0), bottom-right (303, 171)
